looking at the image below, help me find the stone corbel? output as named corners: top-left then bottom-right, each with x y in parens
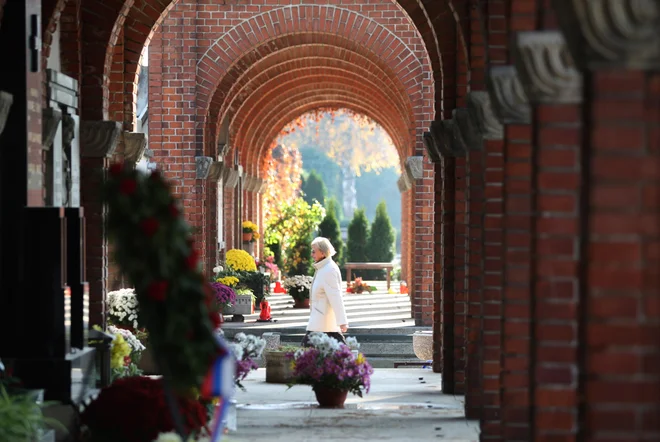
top-left (217, 142), bottom-right (230, 158)
top-left (256, 178), bottom-right (266, 193)
top-left (244, 175), bottom-right (255, 192)
top-left (397, 173), bottom-right (412, 193)
top-left (486, 66), bottom-right (531, 125)
top-left (208, 161), bottom-right (224, 181)
top-left (80, 120), bottom-right (122, 158)
top-left (195, 156), bottom-right (213, 179)
top-left (423, 119), bottom-right (465, 162)
top-left (0, 91), bottom-right (13, 137)
top-left (452, 108), bottom-right (483, 152)
top-left (512, 31), bottom-right (582, 104)
top-left (123, 132), bottom-right (148, 164)
top-left (223, 167), bottom-right (240, 189)
top-left (552, 0), bottom-right (660, 71)
top-left (42, 108), bottom-right (63, 150)
top-left (404, 156), bottom-right (424, 182)
top-left (466, 91), bottom-right (504, 140)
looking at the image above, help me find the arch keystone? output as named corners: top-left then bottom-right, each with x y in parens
top-left (512, 31), bottom-right (583, 104)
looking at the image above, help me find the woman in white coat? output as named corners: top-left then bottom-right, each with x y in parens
top-left (301, 237), bottom-right (349, 347)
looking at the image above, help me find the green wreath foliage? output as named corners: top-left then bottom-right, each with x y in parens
top-left (102, 164), bottom-right (219, 391)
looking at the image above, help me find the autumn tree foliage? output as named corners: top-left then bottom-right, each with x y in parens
top-left (263, 144), bottom-right (303, 222)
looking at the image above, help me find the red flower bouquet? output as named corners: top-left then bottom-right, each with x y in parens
top-left (81, 376), bottom-right (208, 442)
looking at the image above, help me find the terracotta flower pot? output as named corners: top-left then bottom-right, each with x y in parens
top-left (293, 298), bottom-right (310, 309)
top-left (242, 232), bottom-right (254, 242)
top-left (314, 386), bottom-right (348, 408)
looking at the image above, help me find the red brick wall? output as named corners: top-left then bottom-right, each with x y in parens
top-left (144, 0), bottom-right (435, 322)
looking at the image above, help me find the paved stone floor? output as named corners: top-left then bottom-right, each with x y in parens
top-left (227, 368), bottom-right (480, 441)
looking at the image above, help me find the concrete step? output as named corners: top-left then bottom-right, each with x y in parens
top-left (222, 316), bottom-right (417, 332)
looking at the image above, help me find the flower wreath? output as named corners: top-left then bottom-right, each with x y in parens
top-left (102, 164), bottom-right (223, 390)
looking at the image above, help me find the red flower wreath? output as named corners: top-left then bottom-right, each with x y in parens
top-left (101, 166), bottom-right (221, 390)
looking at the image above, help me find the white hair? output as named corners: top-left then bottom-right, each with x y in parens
top-left (311, 237), bottom-right (336, 258)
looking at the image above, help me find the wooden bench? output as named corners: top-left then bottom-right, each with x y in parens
top-left (344, 262), bottom-right (394, 290)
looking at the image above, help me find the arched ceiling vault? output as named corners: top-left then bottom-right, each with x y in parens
top-left (243, 90), bottom-right (405, 176)
top-left (202, 35), bottom-right (422, 178)
top-left (256, 99), bottom-right (401, 176)
top-left (237, 84), bottom-right (408, 176)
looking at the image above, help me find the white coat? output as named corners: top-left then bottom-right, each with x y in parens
top-left (306, 256), bottom-right (348, 332)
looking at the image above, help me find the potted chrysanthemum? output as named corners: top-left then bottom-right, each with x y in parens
top-left (228, 333), bottom-right (266, 391)
top-left (286, 333), bottom-right (373, 407)
top-left (282, 275), bottom-right (313, 308)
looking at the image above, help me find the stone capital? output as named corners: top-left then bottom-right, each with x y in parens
top-left (217, 142), bottom-right (230, 158)
top-left (553, 0), bottom-right (660, 71)
top-left (80, 120), bottom-right (122, 158)
top-left (43, 108), bottom-right (63, 150)
top-left (423, 119), bottom-right (464, 162)
top-left (405, 156), bottom-right (424, 181)
top-left (452, 108), bottom-right (483, 152)
top-left (223, 167), bottom-right (240, 189)
top-left (512, 31), bottom-right (582, 104)
top-left (123, 132), bottom-right (148, 164)
top-left (466, 92), bottom-right (504, 140)
top-left (195, 156), bottom-right (213, 179)
top-left (0, 91), bottom-right (13, 137)
top-left (244, 175), bottom-right (255, 192)
top-left (256, 178), bottom-right (267, 193)
top-left (208, 161), bottom-right (224, 181)
top-left (397, 173), bottom-right (412, 193)
top-left (486, 66), bottom-right (531, 125)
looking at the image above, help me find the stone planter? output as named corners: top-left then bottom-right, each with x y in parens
top-left (412, 331), bottom-right (433, 361)
top-left (264, 350), bottom-right (294, 384)
top-left (224, 294), bottom-right (254, 315)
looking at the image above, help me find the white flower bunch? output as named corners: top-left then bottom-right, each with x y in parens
top-left (107, 325), bottom-right (145, 353)
top-left (296, 332), bottom-right (343, 358)
top-left (212, 265), bottom-right (224, 273)
top-left (233, 332), bottom-right (266, 360)
top-left (346, 336), bottom-right (360, 351)
top-left (107, 288), bottom-right (139, 329)
top-left (152, 432), bottom-right (211, 442)
top-left (282, 275), bottom-right (313, 291)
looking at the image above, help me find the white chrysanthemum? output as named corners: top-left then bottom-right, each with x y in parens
top-left (152, 432), bottom-right (183, 442)
top-left (107, 325), bottom-right (145, 353)
top-left (346, 336), bottom-right (360, 351)
top-left (107, 288), bottom-right (139, 329)
top-left (213, 265), bottom-right (223, 273)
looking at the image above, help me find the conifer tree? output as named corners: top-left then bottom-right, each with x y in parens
top-left (318, 202), bottom-right (344, 265)
top-left (346, 208), bottom-right (369, 278)
top-left (301, 170), bottom-right (327, 205)
top-left (366, 201), bottom-right (395, 280)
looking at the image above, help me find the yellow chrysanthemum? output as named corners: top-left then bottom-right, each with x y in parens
top-left (356, 353), bottom-right (365, 365)
top-left (242, 220), bottom-right (258, 233)
top-left (110, 334), bottom-right (131, 369)
top-left (226, 249), bottom-right (257, 272)
top-left (217, 276), bottom-right (239, 287)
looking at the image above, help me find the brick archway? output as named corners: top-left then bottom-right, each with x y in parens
top-left (142, 1), bottom-right (437, 327)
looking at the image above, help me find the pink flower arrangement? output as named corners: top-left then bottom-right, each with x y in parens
top-left (286, 333), bottom-right (373, 397)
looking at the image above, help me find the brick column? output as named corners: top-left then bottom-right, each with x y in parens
top-left (79, 121), bottom-right (122, 327)
top-left (511, 28), bottom-right (585, 441)
top-left (553, 2), bottom-right (660, 439)
top-left (486, 65), bottom-right (533, 441)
